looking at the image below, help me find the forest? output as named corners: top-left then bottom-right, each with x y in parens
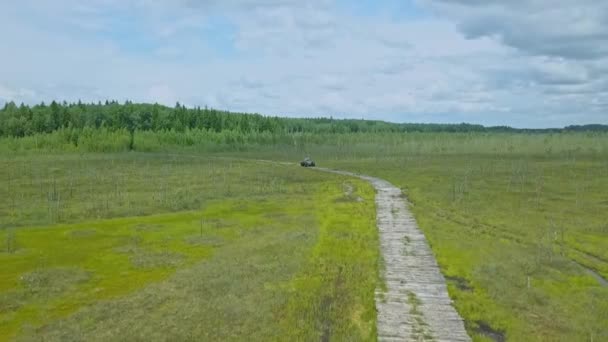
top-left (2, 101), bottom-right (606, 139)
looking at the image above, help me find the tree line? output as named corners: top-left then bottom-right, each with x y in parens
top-left (1, 100), bottom-right (606, 138)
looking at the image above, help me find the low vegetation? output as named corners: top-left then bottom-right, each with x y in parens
top-left (312, 134), bottom-right (608, 341)
top-left (1, 103), bottom-right (607, 341)
top-left (0, 154), bottom-right (379, 341)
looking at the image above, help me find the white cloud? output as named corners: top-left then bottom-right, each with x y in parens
top-left (147, 85), bottom-right (177, 105)
top-left (0, 0), bottom-right (606, 127)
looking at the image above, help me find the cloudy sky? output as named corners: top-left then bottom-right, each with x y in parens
top-left (0, 0), bottom-right (606, 127)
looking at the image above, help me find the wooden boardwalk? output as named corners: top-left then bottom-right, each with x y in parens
top-left (317, 168), bottom-right (471, 342)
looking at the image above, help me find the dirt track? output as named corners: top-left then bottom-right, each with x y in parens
top-left (316, 167), bottom-right (471, 342)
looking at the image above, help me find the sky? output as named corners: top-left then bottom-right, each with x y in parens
top-left (0, 0), bottom-right (607, 128)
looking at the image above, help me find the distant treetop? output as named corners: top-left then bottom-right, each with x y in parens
top-left (0, 100), bottom-right (606, 138)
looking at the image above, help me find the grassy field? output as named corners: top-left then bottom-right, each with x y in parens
top-left (298, 133), bottom-right (608, 341)
top-left (0, 153), bottom-right (379, 341)
top-left (2, 132), bottom-right (607, 341)
top-left (189, 131), bottom-right (607, 341)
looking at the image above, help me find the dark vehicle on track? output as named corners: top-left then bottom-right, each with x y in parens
top-left (300, 157), bottom-right (316, 167)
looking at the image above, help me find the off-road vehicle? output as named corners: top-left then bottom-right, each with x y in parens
top-left (300, 157), bottom-right (316, 167)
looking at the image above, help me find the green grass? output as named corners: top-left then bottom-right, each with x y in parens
top-left (2, 132), bottom-right (608, 341)
top-left (0, 153), bottom-right (310, 228)
top-left (0, 153), bottom-right (379, 341)
top-left (0, 211), bottom-right (214, 339)
top-left (279, 180), bottom-right (379, 341)
top-left (0, 153), bottom-right (303, 228)
top-left (306, 134), bottom-right (608, 341)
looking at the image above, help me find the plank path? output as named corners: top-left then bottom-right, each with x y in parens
top-left (317, 167), bottom-right (471, 342)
